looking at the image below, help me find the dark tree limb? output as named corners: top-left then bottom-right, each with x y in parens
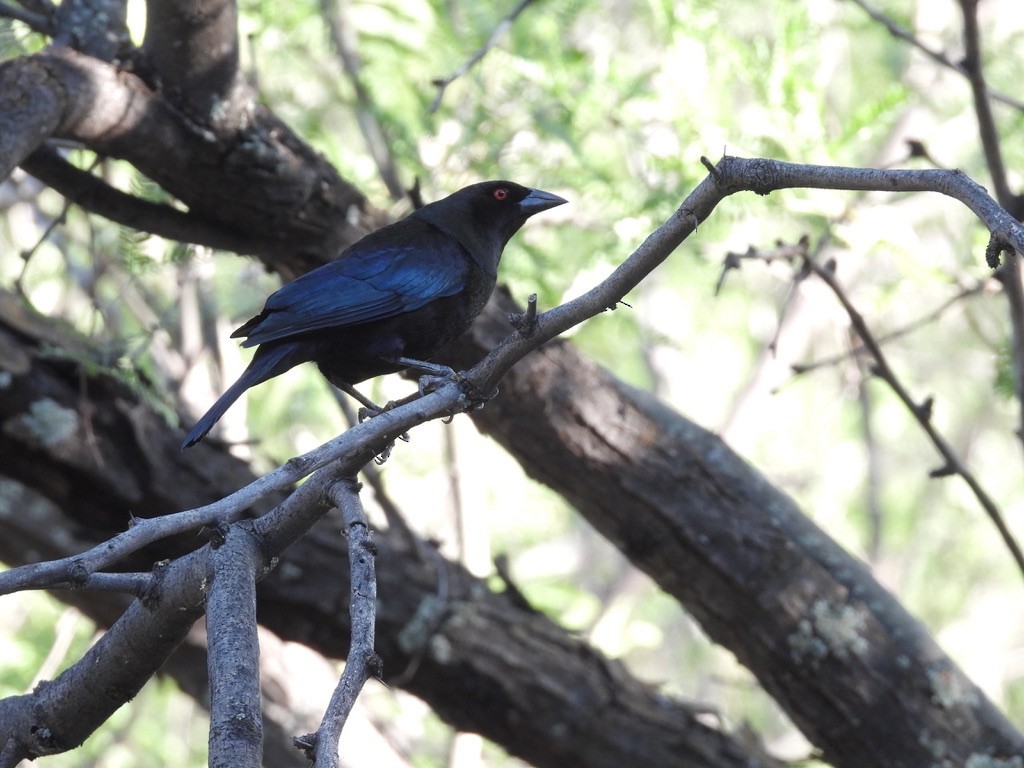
top-left (0, 0), bottom-right (55, 34)
top-left (53, 0), bottom-right (130, 60)
top-left (142, 0), bottom-right (252, 131)
top-left (0, 47), bottom-right (372, 278)
top-left (19, 148), bottom-right (286, 256)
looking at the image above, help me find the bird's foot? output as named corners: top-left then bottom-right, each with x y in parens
top-left (416, 365), bottom-right (459, 396)
top-left (457, 378), bottom-right (499, 412)
top-left (357, 403), bottom-right (384, 422)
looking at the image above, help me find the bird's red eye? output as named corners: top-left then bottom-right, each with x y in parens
top-left (493, 188), bottom-right (510, 201)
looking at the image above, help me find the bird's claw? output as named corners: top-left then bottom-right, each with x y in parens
top-left (357, 405), bottom-right (382, 422)
top-left (457, 378), bottom-right (498, 411)
top-left (417, 366), bottom-right (459, 396)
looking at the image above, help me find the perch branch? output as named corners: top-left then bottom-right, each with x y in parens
top-left (3, 156), bottom-right (1021, 596)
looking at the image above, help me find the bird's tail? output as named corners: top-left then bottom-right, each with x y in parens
top-left (181, 342), bottom-right (308, 449)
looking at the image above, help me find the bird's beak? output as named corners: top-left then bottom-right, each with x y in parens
top-left (520, 188), bottom-right (568, 213)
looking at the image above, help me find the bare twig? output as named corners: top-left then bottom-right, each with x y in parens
top-left (320, 0), bottom-right (405, 201)
top-left (803, 254), bottom-right (1024, 581)
top-left (956, 0), bottom-right (1024, 462)
top-left (13, 151), bottom-right (101, 301)
top-left (510, 292), bottom-right (539, 335)
top-left (844, 0), bottom-right (1024, 112)
top-left (52, 571), bottom-right (153, 597)
top-left (429, 0), bottom-right (538, 113)
top-left (854, 345), bottom-right (884, 563)
top-left (469, 157), bottom-right (1024, 398)
top-left (0, 396), bottom-right (409, 596)
top-left (789, 279), bottom-right (989, 376)
top-left (295, 478), bottom-right (378, 767)
top-left (14, 188), bottom-right (76, 299)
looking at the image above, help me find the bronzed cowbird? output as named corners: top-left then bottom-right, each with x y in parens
top-left (182, 180), bottom-right (566, 448)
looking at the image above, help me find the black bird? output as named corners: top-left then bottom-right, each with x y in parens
top-left (182, 180), bottom-right (566, 448)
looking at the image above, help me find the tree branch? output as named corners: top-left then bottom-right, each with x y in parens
top-left (0, 48), bottom-right (372, 279)
top-left (443, 289), bottom-right (1024, 768)
top-left (296, 479), bottom-right (378, 767)
top-left (0, 270), bottom-right (783, 768)
top-left (468, 157), bottom-right (1024, 398)
top-left (20, 147), bottom-right (282, 256)
top-left (53, 0), bottom-right (130, 60)
top-left (207, 523), bottom-right (265, 768)
top-left (844, 0), bottom-right (1024, 112)
top-left (142, 0), bottom-right (252, 131)
top-left (429, 0), bottom-right (539, 113)
top-left (801, 253), bottom-right (1024, 580)
top-left (956, 0), bottom-right (1024, 465)
top-left (3, 155), bottom-right (1023, 765)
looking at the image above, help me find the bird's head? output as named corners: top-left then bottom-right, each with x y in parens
top-left (413, 181), bottom-right (567, 276)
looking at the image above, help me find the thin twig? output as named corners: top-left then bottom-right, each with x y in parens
top-left (295, 478), bottom-right (378, 767)
top-left (429, 0), bottom-right (538, 113)
top-left (844, 0), bottom-right (1024, 112)
top-left (789, 279), bottom-right (989, 377)
top-left (469, 157), bottom-right (1024, 399)
top-left (13, 152), bottom-right (96, 299)
top-left (320, 0), bottom-right (405, 201)
top-left (803, 254), bottom-right (1024, 582)
top-left (957, 0), bottom-right (1024, 463)
top-left (854, 345), bottom-right (884, 563)
top-left (52, 571), bottom-right (153, 597)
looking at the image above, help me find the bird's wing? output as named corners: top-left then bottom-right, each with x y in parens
top-left (236, 227), bottom-right (469, 346)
